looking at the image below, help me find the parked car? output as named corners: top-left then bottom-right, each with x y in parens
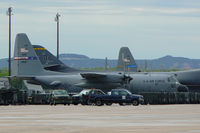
top-left (89, 89), bottom-right (144, 106)
top-left (50, 89), bottom-right (71, 105)
top-left (72, 89), bottom-right (105, 105)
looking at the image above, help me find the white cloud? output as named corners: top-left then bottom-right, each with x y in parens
top-left (131, 7), bottom-right (200, 14)
top-left (1, 0), bottom-right (200, 59)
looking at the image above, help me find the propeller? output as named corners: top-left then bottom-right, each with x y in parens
top-left (122, 74), bottom-right (133, 84)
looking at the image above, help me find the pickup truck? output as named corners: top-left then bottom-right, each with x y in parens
top-left (89, 89), bottom-right (144, 106)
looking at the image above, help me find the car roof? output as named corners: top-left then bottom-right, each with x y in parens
top-left (112, 88), bottom-right (126, 91)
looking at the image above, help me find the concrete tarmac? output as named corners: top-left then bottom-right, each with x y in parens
top-left (0, 105), bottom-right (200, 133)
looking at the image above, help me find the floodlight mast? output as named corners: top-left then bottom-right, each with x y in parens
top-left (7, 7), bottom-right (13, 86)
top-left (55, 13), bottom-right (60, 59)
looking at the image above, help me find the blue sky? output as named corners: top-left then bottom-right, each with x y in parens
top-left (0, 0), bottom-right (200, 59)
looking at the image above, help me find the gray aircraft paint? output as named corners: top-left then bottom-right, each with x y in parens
top-left (117, 47), bottom-right (137, 72)
top-left (33, 45), bottom-right (78, 72)
top-left (119, 48), bottom-right (200, 92)
top-left (12, 33), bottom-right (131, 91)
top-left (32, 45), bottom-right (185, 93)
top-left (127, 73), bottom-right (182, 93)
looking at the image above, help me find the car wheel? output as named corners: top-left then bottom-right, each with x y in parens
top-left (74, 103), bottom-right (78, 105)
top-left (106, 103), bottom-right (112, 106)
top-left (95, 99), bottom-right (103, 106)
top-left (132, 99), bottom-right (139, 106)
top-left (64, 103), bottom-right (66, 106)
top-left (87, 100), bottom-right (92, 105)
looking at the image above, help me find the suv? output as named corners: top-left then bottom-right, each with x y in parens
top-left (50, 90), bottom-right (71, 105)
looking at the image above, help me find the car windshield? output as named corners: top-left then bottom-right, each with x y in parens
top-left (93, 90), bottom-right (105, 95)
top-left (79, 90), bottom-right (90, 95)
top-left (122, 90), bottom-right (132, 95)
top-left (53, 90), bottom-right (67, 95)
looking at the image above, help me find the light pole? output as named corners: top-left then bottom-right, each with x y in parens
top-left (7, 7), bottom-right (13, 86)
top-left (105, 57), bottom-right (108, 71)
top-left (55, 13), bottom-right (60, 59)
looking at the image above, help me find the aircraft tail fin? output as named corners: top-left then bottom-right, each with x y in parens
top-left (12, 33), bottom-right (45, 76)
top-left (33, 45), bottom-right (78, 72)
top-left (117, 47), bottom-right (137, 72)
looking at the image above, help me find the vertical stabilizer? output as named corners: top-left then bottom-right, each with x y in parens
top-left (117, 47), bottom-right (137, 72)
top-left (12, 33), bottom-right (44, 76)
top-left (33, 45), bottom-right (78, 72)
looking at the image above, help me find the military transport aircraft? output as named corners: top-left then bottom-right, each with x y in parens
top-left (117, 47), bottom-right (137, 72)
top-left (12, 33), bottom-right (132, 91)
top-left (117, 47), bottom-right (200, 93)
top-left (32, 44), bottom-right (187, 93)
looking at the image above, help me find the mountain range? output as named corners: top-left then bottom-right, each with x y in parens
top-left (1, 54), bottom-right (200, 70)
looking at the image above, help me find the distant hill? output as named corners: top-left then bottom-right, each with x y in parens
top-left (1, 54), bottom-right (200, 70)
top-left (136, 55), bottom-right (200, 70)
top-left (0, 58), bottom-right (8, 69)
top-left (60, 54), bottom-right (200, 70)
top-left (59, 54), bottom-right (89, 60)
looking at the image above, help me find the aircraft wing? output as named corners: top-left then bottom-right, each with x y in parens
top-left (7, 75), bottom-right (35, 80)
top-left (80, 73), bottom-right (106, 79)
top-left (80, 72), bottom-right (132, 83)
